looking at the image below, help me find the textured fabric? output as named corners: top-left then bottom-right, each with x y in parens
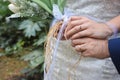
top-left (109, 38), bottom-right (120, 74)
top-left (45, 38), bottom-right (120, 80)
top-left (66, 0), bottom-right (120, 22)
top-left (45, 0), bottom-right (120, 80)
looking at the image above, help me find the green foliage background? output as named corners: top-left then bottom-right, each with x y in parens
top-left (0, 0), bottom-right (66, 79)
top-left (0, 0), bottom-right (52, 79)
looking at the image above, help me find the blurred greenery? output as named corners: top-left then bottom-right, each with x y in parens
top-left (0, 0), bottom-right (66, 79)
top-left (0, 0), bottom-right (11, 19)
top-left (0, 0), bottom-right (52, 79)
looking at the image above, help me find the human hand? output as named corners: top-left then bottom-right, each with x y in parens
top-left (72, 38), bottom-right (110, 59)
top-left (64, 16), bottom-right (113, 39)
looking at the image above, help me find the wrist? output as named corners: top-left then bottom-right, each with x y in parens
top-left (104, 22), bottom-right (118, 37)
top-left (101, 23), bottom-right (113, 38)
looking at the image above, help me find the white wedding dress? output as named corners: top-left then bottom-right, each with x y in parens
top-left (44, 0), bottom-right (120, 80)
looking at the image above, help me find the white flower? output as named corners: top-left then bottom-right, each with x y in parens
top-left (8, 4), bottom-right (20, 13)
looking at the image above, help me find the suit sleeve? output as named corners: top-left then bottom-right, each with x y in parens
top-left (108, 38), bottom-right (120, 74)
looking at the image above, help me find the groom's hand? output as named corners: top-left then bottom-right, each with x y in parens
top-left (72, 38), bottom-right (110, 59)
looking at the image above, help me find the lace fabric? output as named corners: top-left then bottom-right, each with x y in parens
top-left (45, 38), bottom-right (120, 80)
top-left (66, 0), bottom-right (120, 22)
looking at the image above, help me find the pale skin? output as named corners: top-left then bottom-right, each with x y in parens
top-left (64, 15), bottom-right (120, 59)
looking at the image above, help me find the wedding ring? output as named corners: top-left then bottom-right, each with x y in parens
top-left (74, 25), bottom-right (82, 33)
top-left (79, 25), bottom-right (82, 30)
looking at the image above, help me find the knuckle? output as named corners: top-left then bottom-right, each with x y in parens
top-left (68, 22), bottom-right (72, 27)
top-left (87, 31), bottom-right (92, 36)
top-left (74, 26), bottom-right (79, 31)
top-left (74, 27), bottom-right (78, 31)
top-left (87, 22), bottom-right (92, 25)
top-left (75, 47), bottom-right (79, 51)
top-left (75, 45), bottom-right (80, 51)
top-left (78, 32), bottom-right (81, 36)
top-left (72, 40), bottom-right (76, 44)
top-left (70, 21), bottom-right (75, 26)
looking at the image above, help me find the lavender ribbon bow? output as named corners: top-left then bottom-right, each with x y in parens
top-left (44, 4), bottom-right (73, 80)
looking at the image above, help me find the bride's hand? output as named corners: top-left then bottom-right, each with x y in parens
top-left (64, 16), bottom-right (113, 39)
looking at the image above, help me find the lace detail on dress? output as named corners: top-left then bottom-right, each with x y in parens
top-left (66, 0), bottom-right (120, 22)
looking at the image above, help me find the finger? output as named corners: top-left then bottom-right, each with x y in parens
top-left (70, 16), bottom-right (89, 21)
top-left (65, 20), bottom-right (83, 33)
top-left (66, 22), bottom-right (91, 39)
top-left (65, 25), bottom-right (82, 39)
top-left (74, 44), bottom-right (87, 52)
top-left (70, 16), bottom-right (83, 21)
top-left (65, 19), bottom-right (89, 33)
top-left (71, 30), bottom-right (92, 40)
top-left (71, 38), bottom-right (86, 47)
top-left (81, 51), bottom-right (91, 57)
top-left (80, 42), bottom-right (97, 57)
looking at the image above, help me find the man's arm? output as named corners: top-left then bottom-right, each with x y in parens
top-left (109, 38), bottom-right (120, 74)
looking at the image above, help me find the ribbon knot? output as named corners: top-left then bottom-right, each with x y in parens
top-left (51, 4), bottom-right (73, 27)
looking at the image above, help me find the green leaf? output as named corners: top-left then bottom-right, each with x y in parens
top-left (50, 0), bottom-right (58, 5)
top-left (21, 49), bottom-right (44, 69)
top-left (21, 50), bottom-right (43, 61)
top-left (32, 0), bottom-right (66, 15)
top-left (0, 0), bottom-right (12, 17)
top-left (19, 20), bottom-right (41, 37)
top-left (50, 0), bottom-right (66, 13)
top-left (33, 23), bottom-right (41, 31)
top-left (41, 0), bottom-right (52, 9)
top-left (34, 33), bottom-right (46, 46)
top-left (57, 0), bottom-right (66, 13)
top-left (37, 21), bottom-right (46, 27)
top-left (30, 56), bottom-right (44, 68)
top-left (0, 53), bottom-right (5, 57)
top-left (40, 64), bottom-right (44, 72)
top-left (32, 0), bottom-right (52, 14)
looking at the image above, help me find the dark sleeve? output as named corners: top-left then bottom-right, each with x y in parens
top-left (108, 38), bottom-right (120, 74)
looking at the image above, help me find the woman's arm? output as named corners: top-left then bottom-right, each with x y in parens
top-left (108, 15), bottom-right (120, 32)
